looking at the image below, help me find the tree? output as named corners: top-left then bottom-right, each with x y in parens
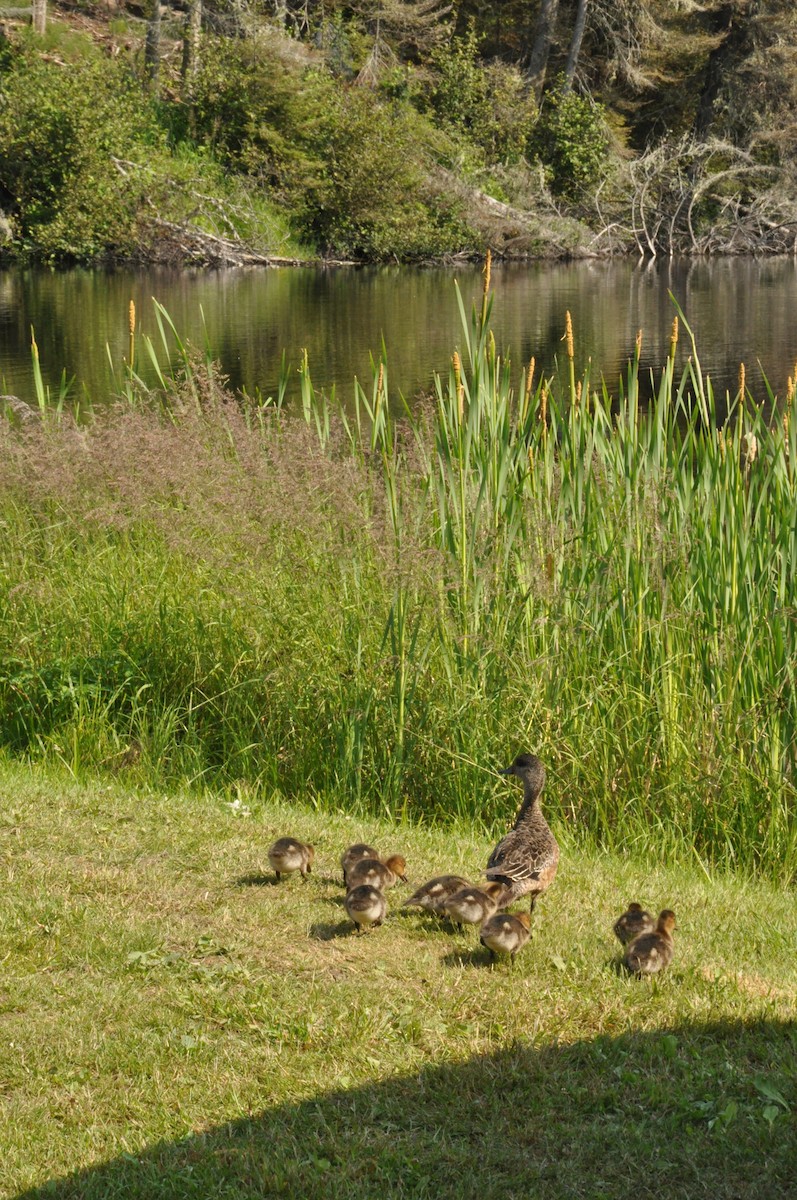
top-left (32, 0), bottom-right (46, 35)
top-left (145, 0), bottom-right (161, 93)
top-left (526, 0), bottom-right (559, 101)
top-left (564, 0), bottom-right (588, 89)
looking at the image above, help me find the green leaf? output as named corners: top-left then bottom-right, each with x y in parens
top-left (753, 1076), bottom-right (789, 1110)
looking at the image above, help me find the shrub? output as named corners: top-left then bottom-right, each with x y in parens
top-left (430, 30), bottom-right (536, 166)
top-left (0, 48), bottom-right (161, 261)
top-left (530, 78), bottom-right (609, 195)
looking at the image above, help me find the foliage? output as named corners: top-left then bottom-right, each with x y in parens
top-left (0, 48), bottom-right (159, 261)
top-left (296, 83), bottom-right (468, 258)
top-left (430, 28), bottom-right (536, 166)
top-left (530, 77), bottom-right (609, 195)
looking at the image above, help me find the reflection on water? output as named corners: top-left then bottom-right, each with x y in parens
top-left (1, 258), bottom-right (795, 410)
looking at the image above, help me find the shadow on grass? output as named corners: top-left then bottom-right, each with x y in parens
top-left (15, 1020), bottom-right (797, 1199)
top-left (233, 873), bottom-right (280, 888)
top-left (308, 919), bottom-right (355, 940)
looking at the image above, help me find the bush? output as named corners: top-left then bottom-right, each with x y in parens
top-left (430, 30), bottom-right (536, 166)
top-left (530, 78), bottom-right (609, 195)
top-left (297, 84), bottom-right (468, 259)
top-left (0, 48), bottom-right (161, 261)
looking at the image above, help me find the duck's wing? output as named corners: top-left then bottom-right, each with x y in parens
top-left (482, 830), bottom-right (556, 888)
top-left (486, 830), bottom-right (545, 882)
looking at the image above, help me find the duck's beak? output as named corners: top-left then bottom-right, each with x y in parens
top-left (498, 765), bottom-right (514, 775)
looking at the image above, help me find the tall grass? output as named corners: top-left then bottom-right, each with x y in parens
top-left (1, 271), bottom-right (795, 880)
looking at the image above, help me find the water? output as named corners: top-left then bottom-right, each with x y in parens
top-left (2, 257), bottom-right (796, 410)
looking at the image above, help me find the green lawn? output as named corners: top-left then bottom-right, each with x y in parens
top-left (2, 760), bottom-right (796, 1199)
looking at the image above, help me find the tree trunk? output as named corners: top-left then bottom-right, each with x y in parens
top-left (526, 0), bottom-right (560, 102)
top-left (564, 0), bottom-right (588, 90)
top-left (181, 0), bottom-right (202, 91)
top-left (32, 0), bottom-right (46, 35)
top-left (145, 0), bottom-right (161, 93)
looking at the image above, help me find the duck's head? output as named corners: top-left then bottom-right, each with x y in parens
top-left (483, 881), bottom-right (508, 900)
top-left (627, 902), bottom-right (643, 913)
top-left (499, 753), bottom-right (546, 789)
top-left (386, 854), bottom-right (408, 882)
top-left (306, 844), bottom-right (316, 864)
top-left (657, 909), bottom-right (676, 933)
top-left (515, 912), bottom-right (532, 931)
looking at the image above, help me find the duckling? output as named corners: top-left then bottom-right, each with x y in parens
top-left (480, 912), bottom-right (532, 965)
top-left (613, 902), bottom-right (655, 947)
top-left (340, 843), bottom-right (380, 885)
top-left (624, 909), bottom-right (676, 976)
top-left (267, 837), bottom-right (315, 881)
top-left (345, 884), bottom-right (387, 933)
top-left (402, 875), bottom-right (472, 914)
top-left (486, 753), bottom-right (559, 914)
top-left (346, 854), bottom-right (408, 891)
top-left (440, 882), bottom-right (508, 928)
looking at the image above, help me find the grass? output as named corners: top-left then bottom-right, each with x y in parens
top-left (0, 272), bottom-right (796, 884)
top-left (1, 759), bottom-right (796, 1199)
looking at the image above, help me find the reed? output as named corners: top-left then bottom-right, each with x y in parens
top-left (1, 286), bottom-right (795, 880)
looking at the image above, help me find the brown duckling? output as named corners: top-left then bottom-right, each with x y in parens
top-left (346, 854), bottom-right (408, 891)
top-left (402, 875), bottom-right (472, 914)
top-left (613, 902), bottom-right (655, 947)
top-left (624, 909), bottom-right (676, 976)
top-left (267, 837), bottom-right (314, 881)
top-left (480, 912), bottom-right (532, 965)
top-left (340, 843), bottom-right (380, 885)
top-left (440, 882), bottom-right (507, 928)
top-left (345, 884), bottom-right (387, 933)
top-left (486, 753), bottom-right (559, 914)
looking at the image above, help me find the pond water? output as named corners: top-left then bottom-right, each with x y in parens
top-left (2, 257), bottom-right (796, 411)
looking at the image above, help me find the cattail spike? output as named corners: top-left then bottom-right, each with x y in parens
top-left (635, 329), bottom-right (642, 359)
top-left (564, 311), bottom-right (574, 361)
top-left (453, 351), bottom-right (463, 424)
top-left (738, 362), bottom-right (745, 399)
top-left (669, 316), bottom-right (679, 361)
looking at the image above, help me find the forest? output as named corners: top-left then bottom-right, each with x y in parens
top-left (1, 1), bottom-right (796, 264)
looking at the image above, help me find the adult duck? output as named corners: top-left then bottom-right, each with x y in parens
top-left (485, 753), bottom-right (558, 914)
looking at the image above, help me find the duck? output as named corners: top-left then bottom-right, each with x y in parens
top-left (480, 912), bottom-right (532, 965)
top-left (340, 842), bottom-right (380, 885)
top-left (613, 902), bottom-right (655, 947)
top-left (440, 882), bottom-right (507, 928)
top-left (346, 854), bottom-right (408, 891)
top-left (623, 909), bottom-right (676, 975)
top-left (402, 875), bottom-right (472, 914)
top-left (345, 884), bottom-right (387, 933)
top-left (267, 837), bottom-right (315, 881)
top-left (485, 753), bottom-right (559, 913)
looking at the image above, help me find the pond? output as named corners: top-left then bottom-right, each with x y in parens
top-left (2, 257), bottom-right (796, 411)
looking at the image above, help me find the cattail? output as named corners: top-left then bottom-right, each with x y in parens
top-left (635, 329), bottom-right (643, 359)
top-left (787, 376), bottom-right (794, 404)
top-left (540, 382), bottom-right (548, 432)
top-left (564, 311), bottom-right (574, 361)
top-left (576, 380), bottom-right (582, 407)
top-left (128, 299), bottom-right (136, 372)
top-left (488, 329), bottom-right (496, 364)
top-left (669, 316), bottom-right (679, 361)
top-left (738, 362), bottom-right (745, 399)
top-left (480, 249), bottom-right (492, 330)
top-left (377, 361), bottom-right (384, 399)
top-left (744, 431), bottom-right (758, 465)
top-left (453, 351), bottom-right (463, 424)
top-left (521, 357), bottom-right (535, 425)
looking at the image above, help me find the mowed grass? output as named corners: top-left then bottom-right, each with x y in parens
top-left (2, 760), bottom-right (796, 1199)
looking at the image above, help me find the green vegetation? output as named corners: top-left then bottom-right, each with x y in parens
top-left (1, 284), bottom-right (795, 880)
top-left (1, 1), bottom-right (796, 263)
top-left (2, 763), bottom-right (796, 1198)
